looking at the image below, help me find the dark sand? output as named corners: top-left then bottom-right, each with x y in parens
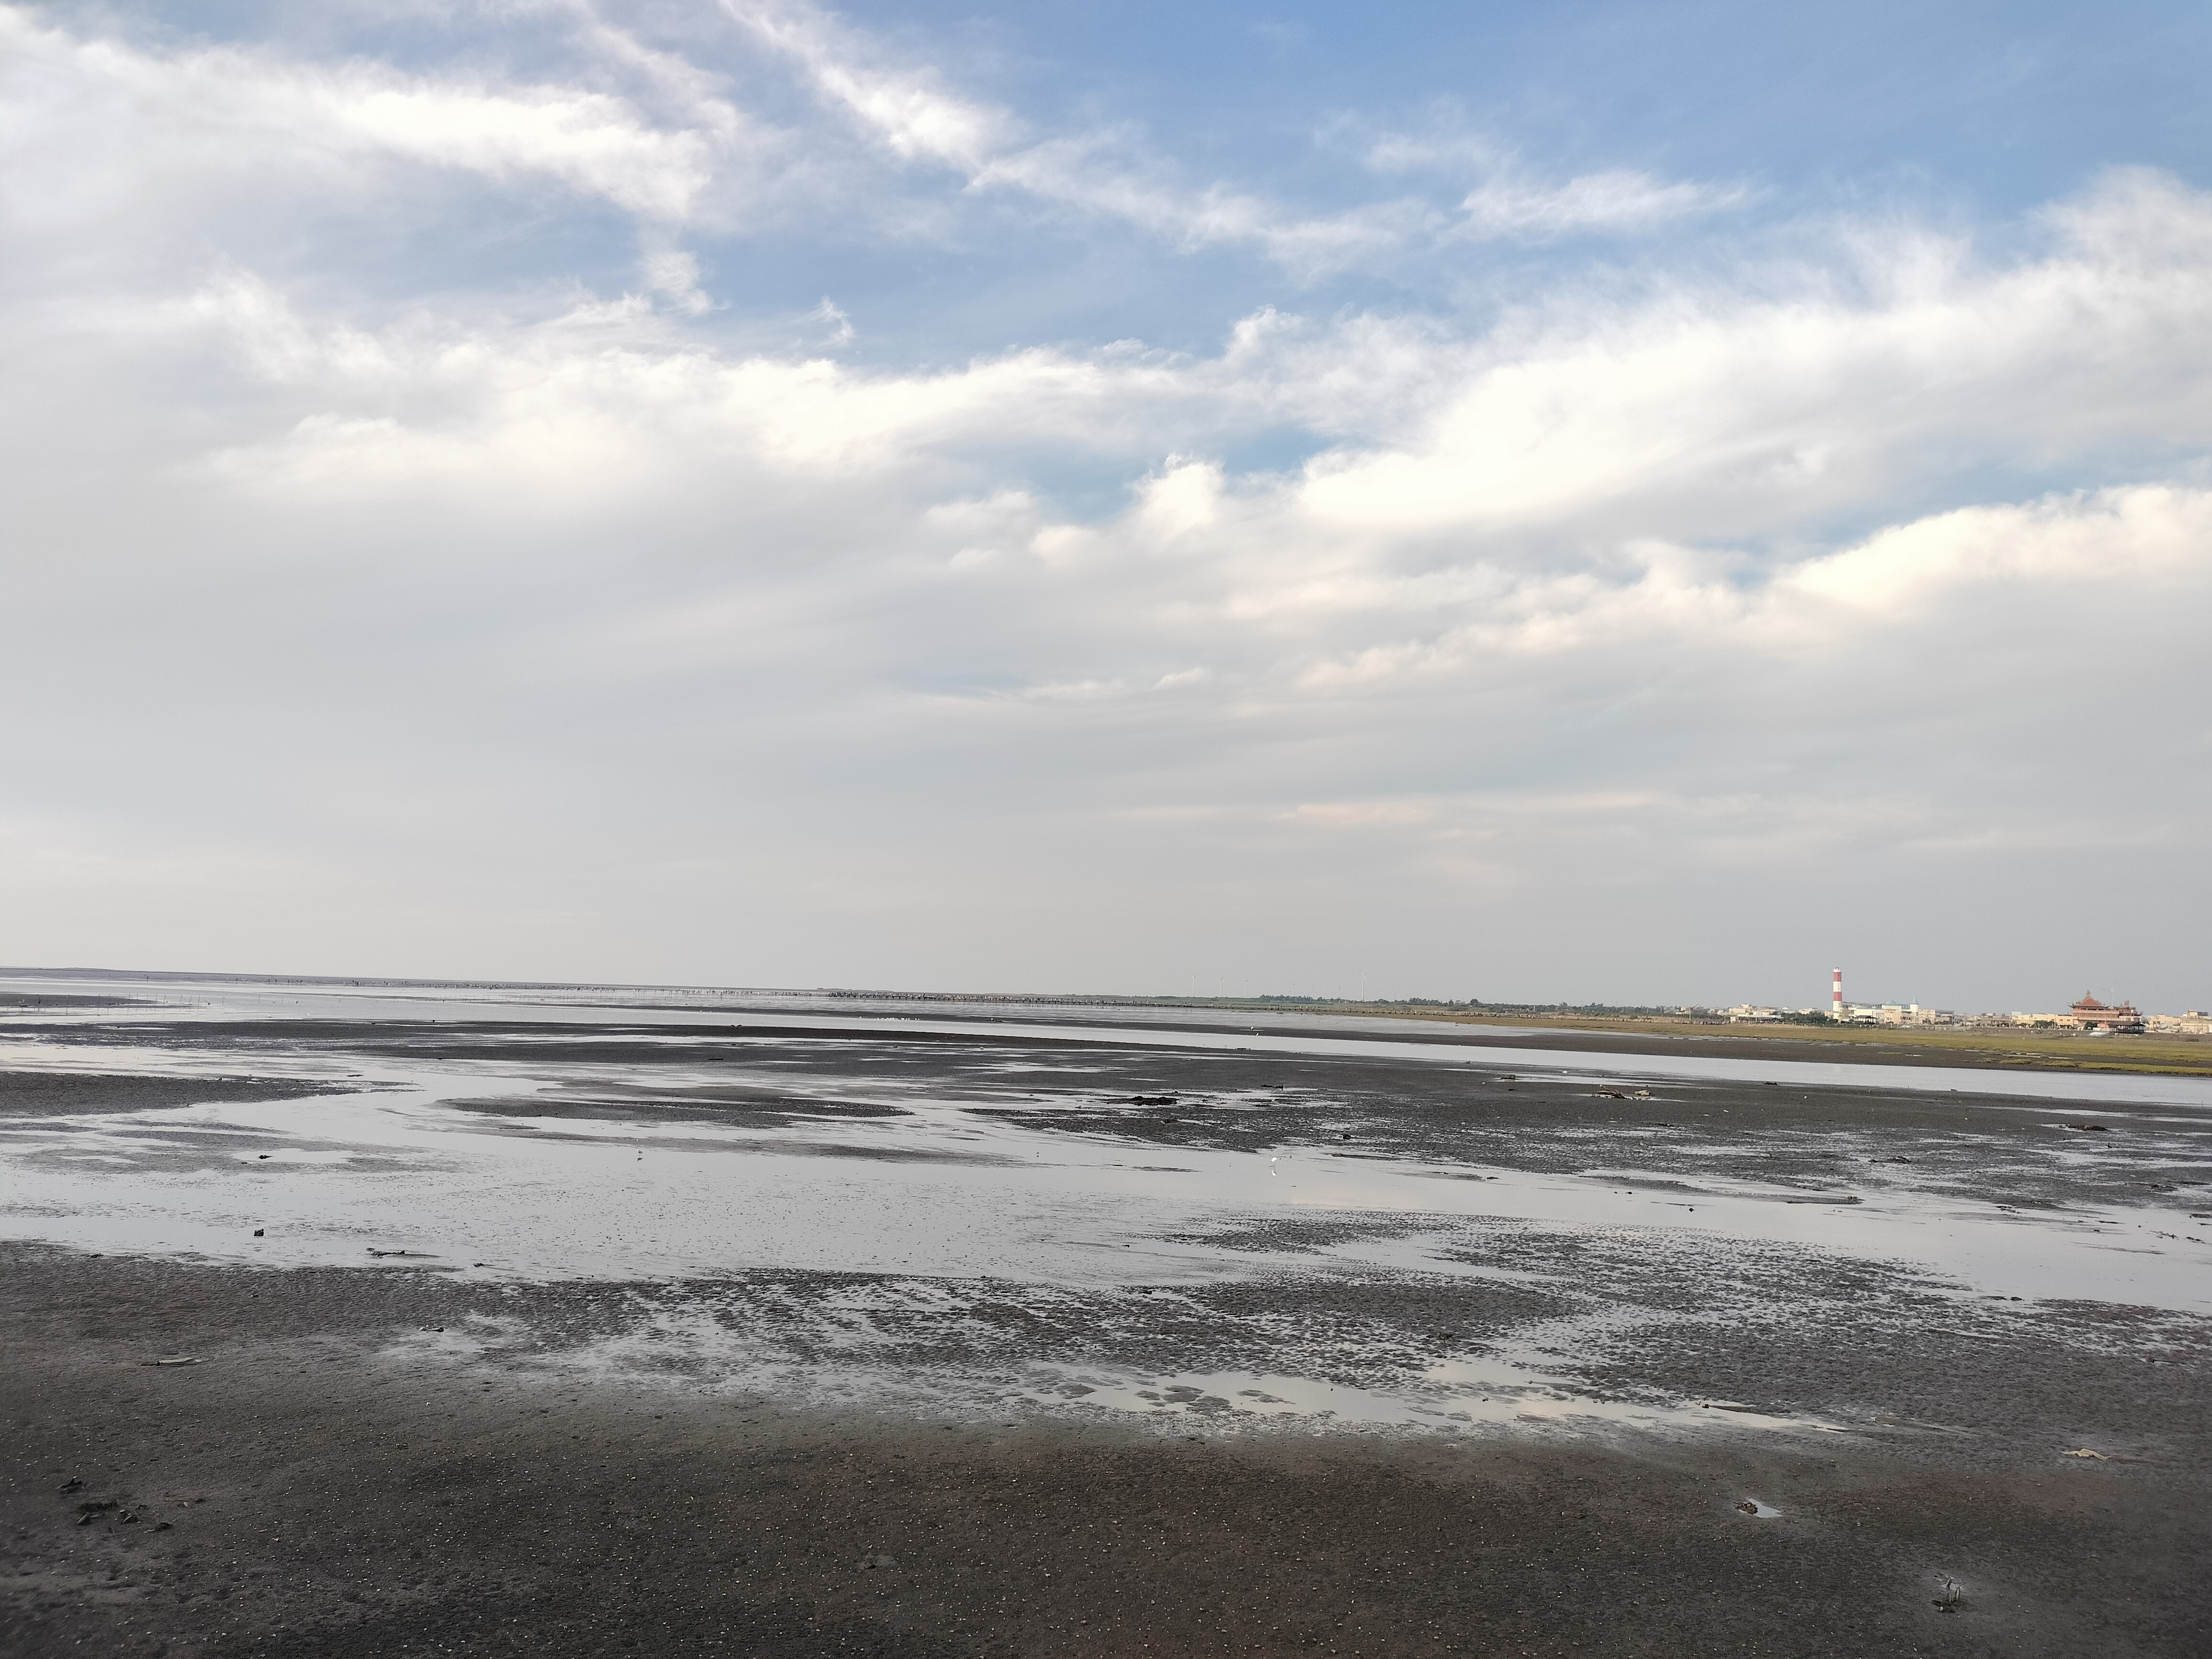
top-left (6, 1245), bottom-right (2209, 1659)
top-left (5, 1009), bottom-right (2211, 1656)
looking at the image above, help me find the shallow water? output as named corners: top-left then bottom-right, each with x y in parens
top-left (11, 971), bottom-right (2212, 1106)
top-left (5, 971), bottom-right (2210, 1438)
top-left (8, 1045), bottom-right (2207, 1308)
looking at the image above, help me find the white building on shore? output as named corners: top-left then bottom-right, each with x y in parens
top-left (1842, 1002), bottom-right (1953, 1026)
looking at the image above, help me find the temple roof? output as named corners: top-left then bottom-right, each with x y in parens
top-left (2071, 992), bottom-right (2140, 1017)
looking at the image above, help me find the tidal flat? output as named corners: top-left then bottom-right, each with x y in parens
top-left (3, 975), bottom-right (2209, 1656)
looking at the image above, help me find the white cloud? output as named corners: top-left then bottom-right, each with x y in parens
top-left (724, 0), bottom-right (1003, 169)
top-left (127, 171), bottom-right (2212, 708)
top-left (0, 0), bottom-right (1742, 297)
top-left (0, 7), bottom-right (743, 224)
top-left (1781, 485), bottom-right (2212, 617)
top-left (1296, 174), bottom-right (2212, 535)
top-left (1362, 119), bottom-right (1748, 238)
top-left (2, 5), bottom-right (2209, 1002)
top-left (641, 248), bottom-right (712, 314)
top-left (809, 298), bottom-right (856, 345)
top-left (164, 169), bottom-right (2202, 524)
top-left (722, 0), bottom-right (1418, 274)
top-left (1459, 170), bottom-right (1750, 238)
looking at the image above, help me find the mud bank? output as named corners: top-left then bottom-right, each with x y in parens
top-left (4, 980), bottom-right (2210, 1654)
top-left (6, 1247), bottom-right (2210, 1659)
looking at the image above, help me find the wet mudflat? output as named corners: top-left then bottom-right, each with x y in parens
top-left (3, 977), bottom-right (2211, 1656)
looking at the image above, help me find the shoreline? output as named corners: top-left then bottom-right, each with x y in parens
top-left (7, 968), bottom-right (2209, 1077)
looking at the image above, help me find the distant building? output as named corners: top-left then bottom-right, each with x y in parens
top-left (1878, 1003), bottom-right (1952, 1027)
top-left (1841, 1002), bottom-right (1951, 1027)
top-left (2146, 1010), bottom-right (2211, 1035)
top-left (2061, 993), bottom-right (2144, 1033)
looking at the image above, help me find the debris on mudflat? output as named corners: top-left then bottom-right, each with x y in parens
top-left (366, 1248), bottom-right (427, 1258)
top-left (1128, 1095), bottom-right (1177, 1106)
top-left (144, 1356), bottom-right (200, 1367)
top-left (2064, 1123), bottom-right (2112, 1132)
top-left (58, 1478), bottom-right (82, 1493)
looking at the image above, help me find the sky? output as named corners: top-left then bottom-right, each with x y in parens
top-left (2, 0), bottom-right (2209, 1010)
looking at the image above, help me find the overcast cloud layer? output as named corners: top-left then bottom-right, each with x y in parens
top-left (3, 1), bottom-right (2208, 1010)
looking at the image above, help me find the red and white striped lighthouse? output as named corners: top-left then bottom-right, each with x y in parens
top-left (1831, 968), bottom-right (1844, 1018)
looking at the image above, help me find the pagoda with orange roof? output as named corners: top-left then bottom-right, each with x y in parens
top-left (2065, 993), bottom-right (2143, 1033)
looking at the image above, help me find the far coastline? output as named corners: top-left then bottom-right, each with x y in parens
top-left (7, 964), bottom-right (2210, 1078)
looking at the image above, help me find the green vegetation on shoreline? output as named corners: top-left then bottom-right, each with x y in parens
top-left (1116, 995), bottom-right (2212, 1078)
